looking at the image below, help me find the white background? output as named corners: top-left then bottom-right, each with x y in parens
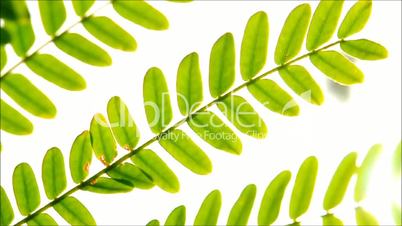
top-left (1, 1), bottom-right (401, 225)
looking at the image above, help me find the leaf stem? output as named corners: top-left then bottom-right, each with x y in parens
top-left (13, 40), bottom-right (341, 225)
top-left (0, 1), bottom-right (111, 79)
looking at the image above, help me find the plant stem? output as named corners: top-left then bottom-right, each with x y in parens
top-left (13, 40), bottom-right (341, 225)
top-left (0, 2), bottom-right (111, 79)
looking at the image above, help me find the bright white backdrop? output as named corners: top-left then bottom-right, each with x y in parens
top-left (1, 1), bottom-right (401, 225)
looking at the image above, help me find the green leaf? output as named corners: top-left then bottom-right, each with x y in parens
top-left (338, 0), bottom-right (372, 39)
top-left (83, 16), bottom-right (137, 51)
top-left (1, 74), bottom-right (56, 118)
top-left (0, 99), bottom-right (33, 135)
top-left (0, 186), bottom-right (14, 226)
top-left (90, 113), bottom-right (117, 165)
top-left (194, 190), bottom-right (222, 226)
top-left (274, 4), bottom-right (311, 64)
top-left (143, 67), bottom-right (173, 133)
top-left (107, 96), bottom-right (140, 150)
top-left (26, 53), bottom-right (86, 90)
top-left (4, 1), bottom-right (35, 57)
top-left (159, 129), bottom-right (212, 175)
top-left (209, 33), bottom-right (235, 98)
top-left (306, 0), bottom-right (344, 51)
top-left (217, 95), bottom-right (267, 139)
top-left (392, 203), bottom-right (401, 226)
top-left (42, 147), bottom-right (67, 200)
top-left (323, 152), bottom-right (357, 211)
top-left (355, 144), bottom-right (382, 202)
top-left (112, 0), bottom-right (169, 30)
top-left (165, 205), bottom-right (186, 226)
top-left (54, 196), bottom-right (96, 225)
top-left (310, 50), bottom-right (364, 85)
top-left (27, 213), bottom-right (57, 226)
top-left (340, 39), bottom-right (388, 60)
top-left (108, 163), bottom-right (154, 189)
top-left (355, 207), bottom-right (379, 226)
top-left (227, 184), bottom-right (257, 226)
top-left (278, 65), bottom-right (324, 105)
top-left (38, 0), bottom-right (66, 35)
top-left (54, 33), bottom-right (112, 66)
top-left (240, 11), bottom-right (269, 80)
top-left (322, 214), bottom-right (344, 226)
top-left (289, 156), bottom-right (318, 220)
top-left (72, 0), bottom-right (95, 16)
top-left (258, 171), bottom-right (292, 226)
top-left (131, 149), bottom-right (180, 193)
top-left (69, 131), bottom-right (93, 184)
top-left (1, 46), bottom-right (6, 71)
top-left (188, 111), bottom-right (242, 155)
top-left (248, 79), bottom-right (299, 116)
top-left (146, 219), bottom-right (160, 226)
top-left (83, 177), bottom-right (133, 194)
top-left (393, 142), bottom-right (401, 177)
top-left (177, 52), bottom-right (203, 115)
top-left (12, 163), bottom-right (40, 216)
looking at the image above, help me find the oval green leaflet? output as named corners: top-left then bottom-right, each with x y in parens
top-left (340, 39), bottom-right (388, 60)
top-left (310, 50), bottom-right (364, 85)
top-left (83, 177), bottom-right (133, 194)
top-left (107, 163), bottom-right (154, 189)
top-left (322, 214), bottom-right (344, 226)
top-left (42, 147), bottom-right (67, 200)
top-left (164, 205), bottom-right (186, 226)
top-left (159, 129), bottom-right (212, 175)
top-left (90, 113), bottom-right (117, 165)
top-left (131, 149), bottom-right (180, 193)
top-left (1, 73), bottom-right (56, 118)
top-left (289, 156), bottom-right (318, 220)
top-left (54, 196), bottom-right (96, 225)
top-left (72, 0), bottom-right (94, 16)
top-left (107, 96), bottom-right (140, 150)
top-left (69, 131), bottom-right (93, 184)
top-left (26, 53), bottom-right (86, 91)
top-left (83, 16), bottom-right (137, 51)
top-left (1, 186), bottom-right (14, 225)
top-left (355, 207), bottom-right (379, 226)
top-left (274, 4), bottom-right (311, 65)
top-left (248, 79), bottom-right (299, 116)
top-left (194, 190), bottom-right (222, 226)
top-left (112, 0), bottom-right (169, 30)
top-left (209, 33), bottom-right (235, 98)
top-left (258, 170), bottom-right (292, 226)
top-left (188, 111), bottom-right (242, 155)
top-left (240, 11), bottom-right (269, 80)
top-left (177, 52), bottom-right (203, 115)
top-left (12, 163), bottom-right (41, 216)
top-left (27, 213), bottom-right (57, 226)
top-left (338, 0), bottom-right (372, 39)
top-left (38, 0), bottom-right (66, 35)
top-left (217, 95), bottom-right (267, 139)
top-left (146, 219), bottom-right (160, 226)
top-left (323, 152), bottom-right (357, 211)
top-left (143, 67), bottom-right (173, 134)
top-left (227, 184), bottom-right (257, 226)
top-left (0, 99), bottom-right (33, 135)
top-left (4, 0), bottom-right (35, 57)
top-left (54, 32), bottom-right (112, 66)
top-left (355, 144), bottom-right (382, 202)
top-left (306, 0), bottom-right (344, 51)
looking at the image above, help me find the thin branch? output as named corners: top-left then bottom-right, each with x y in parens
top-left (13, 40), bottom-right (342, 226)
top-left (0, 2), bottom-right (111, 79)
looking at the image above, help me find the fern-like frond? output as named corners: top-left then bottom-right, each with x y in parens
top-left (143, 147), bottom-right (384, 226)
top-left (0, 0), bottom-right (189, 136)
